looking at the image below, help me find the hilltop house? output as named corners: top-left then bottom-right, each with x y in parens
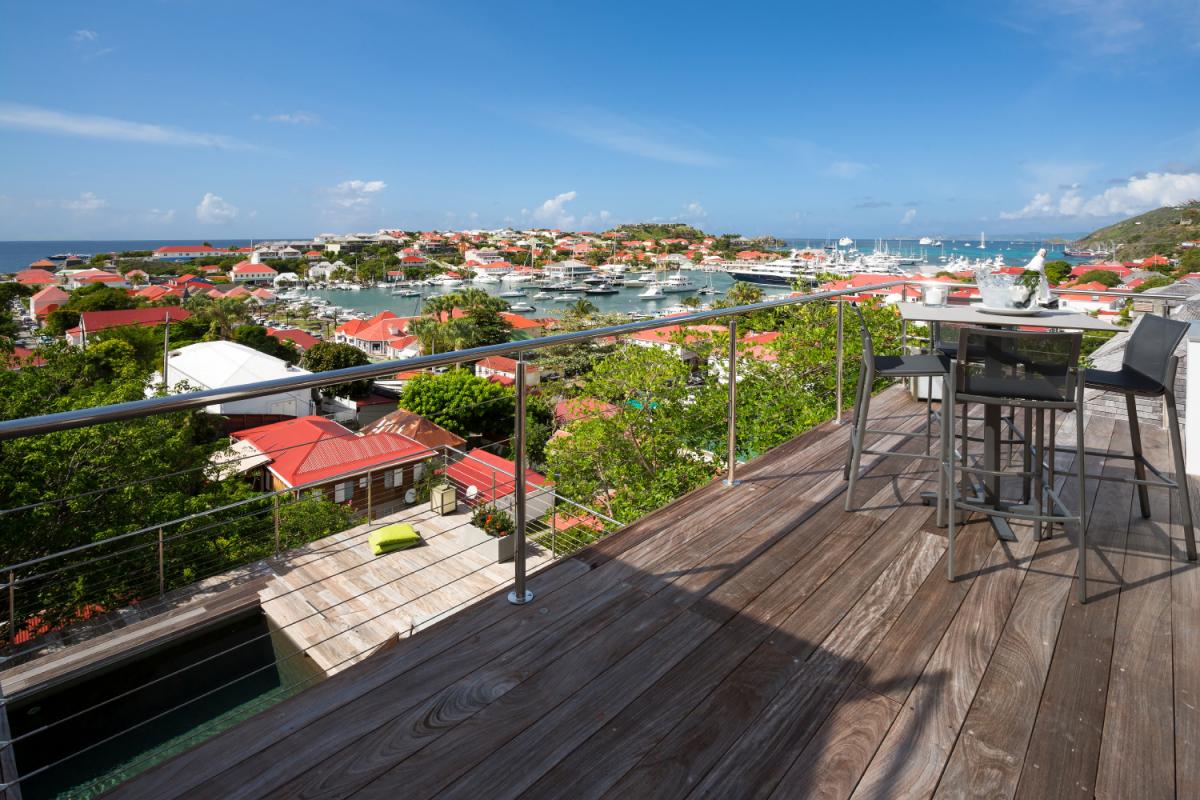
top-left (229, 261), bottom-right (278, 284)
top-left (62, 269), bottom-right (127, 290)
top-left (334, 311), bottom-right (419, 359)
top-left (29, 285), bottom-right (70, 321)
top-left (153, 245), bottom-right (228, 261)
top-left (361, 408), bottom-right (467, 454)
top-left (15, 268), bottom-right (57, 288)
top-left (153, 340), bottom-right (314, 428)
top-left (228, 416), bottom-right (435, 518)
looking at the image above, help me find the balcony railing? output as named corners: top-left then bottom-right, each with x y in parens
top-left (0, 276), bottom-right (1170, 797)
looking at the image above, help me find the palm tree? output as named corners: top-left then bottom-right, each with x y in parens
top-left (725, 281), bottom-right (765, 307)
top-left (568, 299), bottom-right (598, 318)
top-left (681, 296), bottom-right (701, 309)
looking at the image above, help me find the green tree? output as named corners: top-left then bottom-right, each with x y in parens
top-left (1043, 260), bottom-right (1072, 284)
top-left (722, 281), bottom-right (765, 307)
top-left (567, 298), bottom-right (598, 318)
top-left (1133, 275), bottom-right (1175, 293)
top-left (399, 368), bottom-right (514, 440)
top-left (545, 345), bottom-right (718, 521)
top-left (0, 340), bottom-right (255, 627)
top-left (44, 284), bottom-right (140, 335)
top-left (1074, 269), bottom-right (1122, 288)
top-left (231, 324), bottom-right (300, 364)
top-left (301, 341), bottom-right (371, 397)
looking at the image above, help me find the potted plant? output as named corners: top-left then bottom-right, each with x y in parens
top-left (471, 504), bottom-right (516, 562)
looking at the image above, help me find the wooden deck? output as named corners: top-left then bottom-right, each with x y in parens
top-left (1, 507), bottom-right (552, 701)
top-left (111, 385), bottom-right (1198, 799)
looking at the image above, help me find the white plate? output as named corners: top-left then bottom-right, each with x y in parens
top-left (976, 304), bottom-right (1044, 316)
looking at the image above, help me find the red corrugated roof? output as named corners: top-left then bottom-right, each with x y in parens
top-left (442, 448), bottom-right (548, 503)
top-left (69, 306), bottom-right (191, 335)
top-left (233, 416), bottom-right (434, 488)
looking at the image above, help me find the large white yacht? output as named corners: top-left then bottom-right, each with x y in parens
top-left (726, 250), bottom-right (829, 286)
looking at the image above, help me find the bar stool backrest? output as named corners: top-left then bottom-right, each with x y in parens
top-left (954, 327), bottom-right (1082, 403)
top-left (849, 301), bottom-right (874, 366)
top-left (1123, 313), bottom-right (1189, 389)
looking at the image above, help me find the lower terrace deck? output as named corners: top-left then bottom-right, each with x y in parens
top-left (113, 385), bottom-right (1198, 799)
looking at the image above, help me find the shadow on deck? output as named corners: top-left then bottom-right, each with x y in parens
top-left (109, 385), bottom-right (1198, 799)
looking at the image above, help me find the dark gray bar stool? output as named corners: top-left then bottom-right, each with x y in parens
top-left (1076, 314), bottom-right (1196, 560)
top-left (942, 328), bottom-right (1090, 601)
top-left (844, 302), bottom-right (950, 511)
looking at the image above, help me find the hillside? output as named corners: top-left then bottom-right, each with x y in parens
top-left (606, 223), bottom-right (707, 240)
top-left (1078, 202), bottom-right (1200, 259)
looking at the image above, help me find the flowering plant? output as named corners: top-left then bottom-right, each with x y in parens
top-left (471, 504), bottom-right (515, 538)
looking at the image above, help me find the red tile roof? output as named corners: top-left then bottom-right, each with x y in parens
top-left (230, 261), bottom-right (278, 275)
top-left (232, 416), bottom-right (434, 488)
top-left (554, 397), bottom-right (618, 424)
top-left (336, 311), bottom-right (412, 341)
top-left (476, 355), bottom-right (540, 373)
top-left (16, 268), bottom-right (57, 286)
top-left (266, 327), bottom-right (321, 351)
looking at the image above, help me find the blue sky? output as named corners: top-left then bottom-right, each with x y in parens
top-left (1, 0), bottom-right (1199, 240)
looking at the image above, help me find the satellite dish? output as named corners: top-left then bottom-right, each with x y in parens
top-left (404, 488), bottom-right (416, 504)
top-left (466, 485), bottom-right (478, 500)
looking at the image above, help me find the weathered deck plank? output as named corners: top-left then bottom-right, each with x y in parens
top-left (100, 391), bottom-right (1192, 800)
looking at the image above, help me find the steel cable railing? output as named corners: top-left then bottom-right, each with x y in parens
top-left (5, 276), bottom-right (1153, 796)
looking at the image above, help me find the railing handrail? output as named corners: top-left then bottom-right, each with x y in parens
top-left (0, 281), bottom-right (909, 441)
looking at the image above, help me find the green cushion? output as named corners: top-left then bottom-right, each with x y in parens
top-left (369, 523), bottom-right (421, 555)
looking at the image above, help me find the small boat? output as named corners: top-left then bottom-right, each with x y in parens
top-left (584, 283), bottom-right (619, 295)
top-left (552, 293), bottom-right (577, 302)
top-left (499, 290), bottom-right (526, 298)
top-left (532, 291), bottom-right (553, 300)
top-left (391, 288), bottom-right (421, 297)
top-left (639, 284), bottom-right (664, 300)
top-left (837, 237), bottom-right (854, 247)
top-left (473, 275), bottom-right (501, 284)
top-left (509, 302), bottom-right (536, 312)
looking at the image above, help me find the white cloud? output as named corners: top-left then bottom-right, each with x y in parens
top-left (1008, 0), bottom-right (1200, 55)
top-left (72, 29), bottom-right (98, 42)
top-left (148, 208), bottom-right (176, 223)
top-left (61, 191), bottom-right (108, 211)
top-left (0, 104), bottom-right (250, 150)
top-left (265, 112), bottom-right (319, 125)
top-left (524, 191), bottom-right (578, 228)
top-left (901, 208), bottom-right (918, 225)
top-left (824, 160), bottom-right (870, 179)
top-left (538, 111), bottom-right (723, 167)
top-left (196, 193), bottom-right (238, 224)
top-left (328, 179), bottom-right (387, 209)
top-left (685, 202), bottom-right (707, 218)
top-left (1002, 171), bottom-right (1200, 219)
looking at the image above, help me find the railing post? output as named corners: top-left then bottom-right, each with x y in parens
top-left (6, 572), bottom-right (13, 645)
top-left (157, 528), bottom-right (165, 597)
top-left (366, 469), bottom-right (373, 524)
top-left (508, 354), bottom-right (533, 605)
top-left (273, 493), bottom-right (281, 557)
top-left (725, 316), bottom-right (739, 487)
top-left (551, 504), bottom-right (558, 558)
top-left (835, 300), bottom-right (845, 424)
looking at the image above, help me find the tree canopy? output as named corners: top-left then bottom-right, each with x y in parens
top-left (301, 341), bottom-right (371, 397)
top-left (398, 368), bottom-right (514, 441)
